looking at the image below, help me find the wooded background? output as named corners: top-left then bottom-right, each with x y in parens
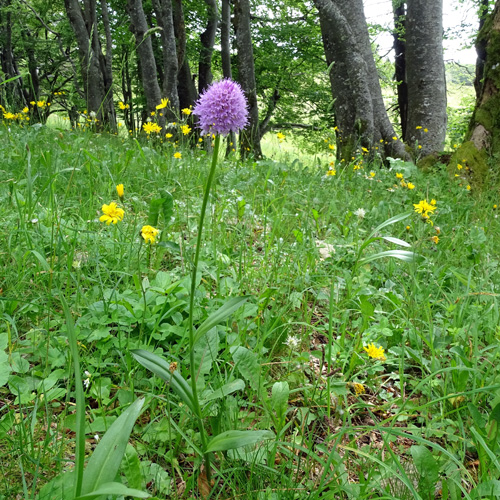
top-left (0, 0), bottom-right (498, 164)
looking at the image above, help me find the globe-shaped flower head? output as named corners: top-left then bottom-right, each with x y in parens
top-left (193, 79), bottom-right (248, 136)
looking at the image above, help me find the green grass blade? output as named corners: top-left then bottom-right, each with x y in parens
top-left (193, 296), bottom-right (248, 345)
top-left (358, 249), bottom-right (422, 265)
top-left (131, 349), bottom-right (196, 413)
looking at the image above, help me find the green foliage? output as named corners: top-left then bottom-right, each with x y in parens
top-left (2, 121), bottom-right (500, 499)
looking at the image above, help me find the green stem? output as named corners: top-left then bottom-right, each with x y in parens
top-left (188, 134), bottom-right (221, 483)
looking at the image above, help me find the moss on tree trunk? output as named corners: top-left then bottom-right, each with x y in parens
top-left (453, 2), bottom-right (500, 187)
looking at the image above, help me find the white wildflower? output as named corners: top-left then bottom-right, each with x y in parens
top-left (285, 335), bottom-right (300, 349)
top-left (354, 208), bottom-right (366, 219)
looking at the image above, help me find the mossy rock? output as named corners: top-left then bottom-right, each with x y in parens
top-left (449, 141), bottom-right (489, 189)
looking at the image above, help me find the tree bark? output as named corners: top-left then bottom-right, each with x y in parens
top-left (466, 1), bottom-right (500, 157)
top-left (64, 0), bottom-right (105, 120)
top-left (198, 0), bottom-right (218, 94)
top-left (234, 0), bottom-right (262, 158)
top-left (173, 0), bottom-right (197, 110)
top-left (393, 1), bottom-right (408, 141)
top-left (475, 0), bottom-right (490, 98)
top-left (221, 0), bottom-right (232, 79)
top-left (313, 0), bottom-right (374, 161)
top-left (406, 0), bottom-right (447, 155)
top-left (152, 0), bottom-right (179, 120)
top-left (337, 0), bottom-right (408, 159)
top-left (127, 0), bottom-right (165, 126)
top-left (100, 0), bottom-right (116, 130)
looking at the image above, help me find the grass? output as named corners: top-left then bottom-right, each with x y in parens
top-left (1, 119), bottom-right (500, 499)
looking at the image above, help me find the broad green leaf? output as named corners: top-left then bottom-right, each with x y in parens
top-left (201, 379), bottom-right (245, 403)
top-left (81, 398), bottom-right (145, 495)
top-left (131, 349), bottom-right (196, 413)
top-left (0, 410), bottom-right (14, 439)
top-left (381, 236), bottom-right (411, 247)
top-left (76, 482), bottom-right (149, 499)
top-left (205, 430), bottom-right (275, 453)
top-left (231, 346), bottom-right (260, 390)
top-left (471, 480), bottom-right (500, 498)
top-left (411, 445), bottom-right (439, 498)
top-left (0, 349), bottom-right (10, 387)
top-left (358, 249), bottom-right (422, 265)
top-left (193, 328), bottom-right (220, 377)
top-left (194, 296), bottom-right (248, 345)
top-left (271, 382), bottom-right (289, 423)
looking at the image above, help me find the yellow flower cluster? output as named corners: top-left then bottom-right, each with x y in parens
top-left (143, 122), bottom-right (162, 134)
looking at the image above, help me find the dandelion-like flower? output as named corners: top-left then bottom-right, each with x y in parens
top-left (363, 343), bottom-right (386, 361)
top-left (99, 202), bottom-right (124, 225)
top-left (156, 98), bottom-right (169, 110)
top-left (413, 199), bottom-right (437, 219)
top-left (141, 225), bottom-right (160, 244)
top-left (354, 208), bottom-right (366, 219)
top-left (116, 184), bottom-right (124, 201)
top-left (192, 79), bottom-right (248, 136)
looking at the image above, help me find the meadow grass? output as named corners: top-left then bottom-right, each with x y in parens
top-left (1, 121), bottom-right (500, 499)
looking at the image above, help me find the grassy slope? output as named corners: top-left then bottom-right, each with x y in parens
top-left (1, 122), bottom-right (500, 499)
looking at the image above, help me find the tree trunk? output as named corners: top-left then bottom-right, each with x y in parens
top-left (1, 1), bottom-right (25, 108)
top-left (406, 0), bottom-right (447, 155)
top-left (221, 0), bottom-right (232, 79)
top-left (198, 0), bottom-right (218, 94)
top-left (464, 1), bottom-right (500, 164)
top-left (393, 1), bottom-right (408, 141)
top-left (152, 0), bottom-right (179, 120)
top-left (64, 0), bottom-right (105, 120)
top-left (173, 0), bottom-right (197, 109)
top-left (475, 0), bottom-right (490, 98)
top-left (233, 0), bottom-right (262, 158)
top-left (338, 0), bottom-right (408, 160)
top-left (313, 0), bottom-right (374, 161)
top-left (100, 0), bottom-right (116, 130)
top-left (127, 0), bottom-right (165, 126)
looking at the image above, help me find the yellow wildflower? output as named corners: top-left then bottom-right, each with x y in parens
top-left (181, 124), bottom-right (191, 135)
top-left (396, 173), bottom-right (404, 179)
top-left (156, 98), bottom-right (169, 110)
top-left (364, 343), bottom-right (386, 361)
top-left (116, 184), bottom-right (124, 201)
top-left (326, 169), bottom-right (336, 176)
top-left (181, 107), bottom-right (192, 115)
top-left (407, 182), bottom-right (415, 190)
top-left (141, 225), bottom-right (160, 244)
top-left (174, 152), bottom-right (182, 159)
top-left (99, 202), bottom-right (124, 225)
top-left (353, 383), bottom-right (365, 396)
top-left (277, 132), bottom-right (285, 141)
top-left (431, 235), bottom-right (439, 244)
